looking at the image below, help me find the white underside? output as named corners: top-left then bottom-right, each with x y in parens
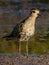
top-left (20, 12), bottom-right (38, 41)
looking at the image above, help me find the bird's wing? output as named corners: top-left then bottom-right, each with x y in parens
top-left (11, 24), bottom-right (21, 37)
top-left (2, 14), bottom-right (30, 40)
top-left (11, 15), bottom-right (30, 37)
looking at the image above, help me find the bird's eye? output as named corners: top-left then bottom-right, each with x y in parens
top-left (32, 11), bottom-right (35, 13)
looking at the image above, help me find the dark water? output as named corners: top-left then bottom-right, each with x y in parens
top-left (0, 3), bottom-right (49, 55)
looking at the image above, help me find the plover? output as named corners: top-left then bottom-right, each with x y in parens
top-left (2, 8), bottom-right (40, 57)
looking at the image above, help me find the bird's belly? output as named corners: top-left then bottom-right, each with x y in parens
top-left (20, 27), bottom-right (35, 41)
top-left (20, 23), bottom-right (35, 41)
top-left (25, 27), bottom-right (35, 36)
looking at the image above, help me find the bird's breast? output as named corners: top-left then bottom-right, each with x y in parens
top-left (22, 24), bottom-right (35, 37)
top-left (20, 23), bottom-right (35, 41)
top-left (25, 27), bottom-right (35, 36)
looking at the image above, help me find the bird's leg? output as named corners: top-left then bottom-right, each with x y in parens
top-left (26, 40), bottom-right (29, 58)
top-left (19, 41), bottom-right (21, 57)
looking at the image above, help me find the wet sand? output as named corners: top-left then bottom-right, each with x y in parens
top-left (0, 55), bottom-right (49, 65)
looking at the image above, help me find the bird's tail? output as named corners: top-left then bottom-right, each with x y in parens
top-left (2, 35), bottom-right (13, 41)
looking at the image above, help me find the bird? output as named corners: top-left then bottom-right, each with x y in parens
top-left (2, 8), bottom-right (40, 57)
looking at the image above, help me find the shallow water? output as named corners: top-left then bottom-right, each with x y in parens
top-left (0, 3), bottom-right (49, 55)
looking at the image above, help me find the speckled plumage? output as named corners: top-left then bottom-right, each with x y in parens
top-left (2, 9), bottom-right (39, 42)
top-left (2, 9), bottom-right (40, 57)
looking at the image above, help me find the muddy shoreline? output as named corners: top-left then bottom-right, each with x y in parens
top-left (0, 54), bottom-right (49, 65)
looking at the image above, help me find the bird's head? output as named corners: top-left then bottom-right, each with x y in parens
top-left (32, 9), bottom-right (39, 14)
top-left (31, 8), bottom-right (40, 17)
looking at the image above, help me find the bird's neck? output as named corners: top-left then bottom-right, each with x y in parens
top-left (29, 14), bottom-right (37, 24)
